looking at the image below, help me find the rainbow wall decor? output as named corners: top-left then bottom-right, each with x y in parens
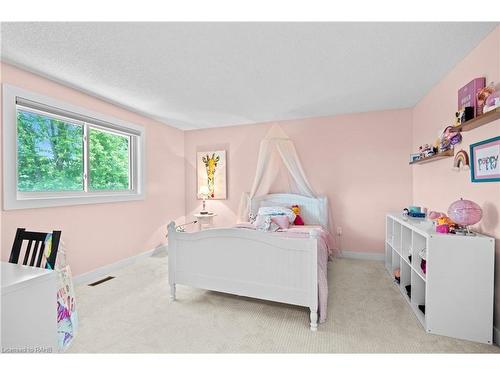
top-left (453, 149), bottom-right (470, 171)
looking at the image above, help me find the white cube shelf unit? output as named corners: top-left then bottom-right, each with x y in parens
top-left (385, 213), bottom-right (495, 344)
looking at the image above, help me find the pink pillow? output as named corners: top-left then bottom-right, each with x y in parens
top-left (271, 215), bottom-right (290, 230)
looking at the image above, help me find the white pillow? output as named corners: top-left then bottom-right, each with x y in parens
top-left (257, 206), bottom-right (296, 223)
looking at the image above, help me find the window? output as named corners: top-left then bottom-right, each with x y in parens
top-left (3, 85), bottom-right (145, 209)
top-left (88, 127), bottom-right (131, 191)
top-left (17, 108), bottom-right (85, 192)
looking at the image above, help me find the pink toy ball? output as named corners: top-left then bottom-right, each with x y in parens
top-left (447, 198), bottom-right (482, 226)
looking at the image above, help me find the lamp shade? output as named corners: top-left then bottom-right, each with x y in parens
top-left (198, 186), bottom-right (210, 197)
top-left (447, 198), bottom-right (482, 226)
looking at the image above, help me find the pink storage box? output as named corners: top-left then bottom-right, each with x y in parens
top-left (458, 77), bottom-right (486, 117)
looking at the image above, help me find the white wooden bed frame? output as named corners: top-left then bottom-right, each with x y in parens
top-left (167, 193), bottom-right (329, 331)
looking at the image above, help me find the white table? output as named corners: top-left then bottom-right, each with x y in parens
top-left (194, 213), bottom-right (217, 231)
top-left (1, 262), bottom-right (58, 353)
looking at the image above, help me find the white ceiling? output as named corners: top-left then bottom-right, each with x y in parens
top-left (1, 22), bottom-right (497, 130)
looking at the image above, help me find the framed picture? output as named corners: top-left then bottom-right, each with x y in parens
top-left (470, 136), bottom-right (500, 183)
top-left (197, 150), bottom-right (227, 199)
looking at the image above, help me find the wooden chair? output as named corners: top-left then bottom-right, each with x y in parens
top-left (9, 228), bottom-right (62, 269)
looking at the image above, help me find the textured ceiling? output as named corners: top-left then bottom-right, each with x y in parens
top-left (1, 22), bottom-right (497, 130)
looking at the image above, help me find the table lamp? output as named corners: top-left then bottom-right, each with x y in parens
top-left (198, 186), bottom-right (210, 214)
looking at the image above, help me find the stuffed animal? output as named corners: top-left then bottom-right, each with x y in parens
top-left (436, 215), bottom-right (454, 226)
top-left (433, 214), bottom-right (456, 234)
top-left (291, 205), bottom-right (305, 225)
top-left (478, 82), bottom-right (500, 113)
top-left (477, 82), bottom-right (495, 109)
top-left (439, 126), bottom-right (462, 153)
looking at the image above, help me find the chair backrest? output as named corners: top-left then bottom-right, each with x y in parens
top-left (9, 228), bottom-right (61, 269)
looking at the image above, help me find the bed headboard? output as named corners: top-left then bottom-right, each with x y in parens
top-left (250, 193), bottom-right (328, 228)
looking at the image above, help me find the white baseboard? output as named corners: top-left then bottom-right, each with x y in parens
top-left (494, 325), bottom-right (499, 346)
top-left (340, 250), bottom-right (384, 261)
top-left (73, 245), bottom-right (167, 285)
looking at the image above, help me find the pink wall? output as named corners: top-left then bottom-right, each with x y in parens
top-left (0, 63), bottom-right (186, 276)
top-left (185, 109), bottom-right (413, 253)
top-left (412, 27), bottom-right (500, 327)
top-left (1, 27), bottom-right (498, 329)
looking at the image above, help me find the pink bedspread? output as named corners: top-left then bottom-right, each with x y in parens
top-left (234, 223), bottom-right (333, 324)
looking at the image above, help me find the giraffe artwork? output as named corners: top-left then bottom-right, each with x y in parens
top-left (197, 150), bottom-right (227, 199)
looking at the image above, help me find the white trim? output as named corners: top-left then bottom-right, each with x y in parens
top-left (72, 245), bottom-right (167, 286)
top-left (2, 84), bottom-right (146, 210)
top-left (341, 250), bottom-right (385, 261)
top-left (494, 325), bottom-right (499, 346)
top-left (2, 58), bottom-right (175, 130)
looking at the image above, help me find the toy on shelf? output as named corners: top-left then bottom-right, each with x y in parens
top-left (418, 144), bottom-right (435, 159)
top-left (418, 248), bottom-right (427, 274)
top-left (452, 149), bottom-right (470, 171)
top-left (403, 206), bottom-right (426, 218)
top-left (477, 82), bottom-right (500, 113)
top-left (435, 215), bottom-right (455, 234)
top-left (394, 268), bottom-right (400, 284)
top-left (455, 107), bottom-right (474, 126)
top-left (447, 198), bottom-right (483, 236)
top-left (429, 213), bottom-right (456, 234)
top-left (438, 126), bottom-right (462, 153)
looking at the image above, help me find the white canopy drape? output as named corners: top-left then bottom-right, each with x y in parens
top-left (238, 125), bottom-right (319, 222)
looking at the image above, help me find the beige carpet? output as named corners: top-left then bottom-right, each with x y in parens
top-left (67, 252), bottom-right (500, 353)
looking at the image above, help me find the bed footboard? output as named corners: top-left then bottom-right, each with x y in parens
top-left (167, 222), bottom-right (319, 330)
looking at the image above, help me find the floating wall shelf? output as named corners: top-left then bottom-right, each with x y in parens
top-left (409, 149), bottom-right (454, 165)
top-left (451, 107), bottom-right (500, 133)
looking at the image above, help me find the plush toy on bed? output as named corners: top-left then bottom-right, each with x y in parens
top-left (291, 205), bottom-right (305, 225)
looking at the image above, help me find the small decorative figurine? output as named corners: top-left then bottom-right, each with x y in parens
top-left (455, 107), bottom-right (474, 126)
top-left (439, 126), bottom-right (462, 153)
top-left (418, 144), bottom-right (435, 159)
top-left (477, 82), bottom-right (500, 113)
top-left (452, 150), bottom-right (470, 171)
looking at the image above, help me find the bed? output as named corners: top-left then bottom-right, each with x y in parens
top-left (167, 193), bottom-right (332, 331)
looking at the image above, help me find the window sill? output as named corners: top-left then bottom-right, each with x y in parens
top-left (4, 192), bottom-right (145, 210)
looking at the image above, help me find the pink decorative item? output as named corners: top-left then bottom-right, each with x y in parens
top-left (458, 77), bottom-right (486, 117)
top-left (447, 198), bottom-right (483, 226)
top-left (271, 215), bottom-right (290, 230)
top-left (428, 211), bottom-right (443, 220)
top-left (421, 259), bottom-right (427, 274)
top-left (436, 224), bottom-right (449, 234)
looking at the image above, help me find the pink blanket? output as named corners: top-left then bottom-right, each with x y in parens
top-left (234, 223), bottom-right (333, 324)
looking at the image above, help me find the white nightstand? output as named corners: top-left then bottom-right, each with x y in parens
top-left (194, 213), bottom-right (217, 231)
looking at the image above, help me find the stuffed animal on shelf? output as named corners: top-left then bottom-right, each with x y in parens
top-left (477, 82), bottom-right (500, 113)
top-left (291, 205), bottom-right (305, 225)
top-left (433, 214), bottom-right (456, 234)
top-left (438, 126), bottom-right (462, 153)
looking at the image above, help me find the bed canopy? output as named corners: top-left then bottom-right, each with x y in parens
top-left (238, 125), bottom-right (330, 229)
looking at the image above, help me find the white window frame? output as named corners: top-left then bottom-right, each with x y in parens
top-left (2, 84), bottom-right (146, 210)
